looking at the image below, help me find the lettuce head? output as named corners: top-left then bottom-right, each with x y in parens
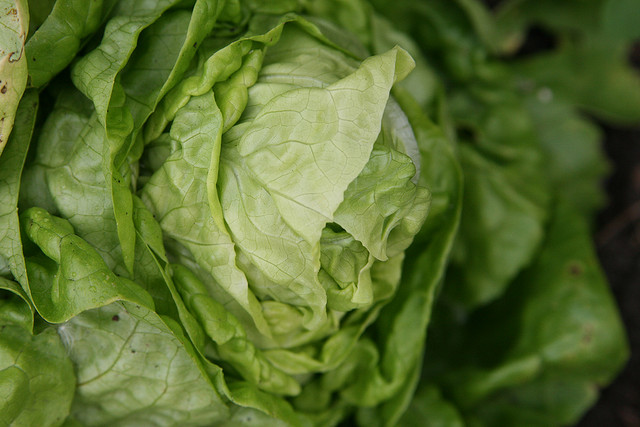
top-left (0, 0), bottom-right (631, 426)
top-left (0, 2), bottom-right (457, 425)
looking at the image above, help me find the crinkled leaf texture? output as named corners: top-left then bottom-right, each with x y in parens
top-left (0, 93), bottom-right (76, 424)
top-left (139, 13), bottom-right (433, 421)
top-left (13, 206), bottom-right (230, 426)
top-left (1, 0), bottom-right (630, 426)
top-left (6, 3), bottom-right (440, 425)
top-left (60, 302), bottom-right (230, 425)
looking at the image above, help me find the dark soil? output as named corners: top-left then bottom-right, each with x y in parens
top-left (579, 126), bottom-right (640, 426)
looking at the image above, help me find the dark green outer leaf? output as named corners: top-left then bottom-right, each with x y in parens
top-left (398, 385), bottom-right (464, 427)
top-left (423, 203), bottom-right (629, 426)
top-left (493, 0), bottom-right (640, 53)
top-left (513, 42), bottom-right (640, 125)
top-left (446, 91), bottom-right (550, 308)
top-left (522, 93), bottom-right (609, 218)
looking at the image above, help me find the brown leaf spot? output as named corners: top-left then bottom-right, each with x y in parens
top-left (568, 261), bottom-right (583, 276)
top-left (582, 324), bottom-right (594, 345)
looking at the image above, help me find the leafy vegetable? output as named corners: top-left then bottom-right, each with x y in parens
top-left (0, 0), bottom-right (634, 425)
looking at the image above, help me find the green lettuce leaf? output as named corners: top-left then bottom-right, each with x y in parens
top-left (420, 203), bottom-right (629, 426)
top-left (354, 87), bottom-right (462, 426)
top-left (0, 88), bottom-right (37, 288)
top-left (1, 1), bottom-right (631, 425)
top-left (138, 12), bottom-right (434, 422)
top-left (0, 277), bottom-right (75, 427)
top-left (25, 0), bottom-right (117, 88)
top-left (61, 302), bottom-right (230, 426)
top-left (446, 87), bottom-right (550, 308)
top-left (0, 0), bottom-right (29, 156)
top-left (523, 93), bottom-right (609, 218)
top-left (513, 41), bottom-right (640, 125)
